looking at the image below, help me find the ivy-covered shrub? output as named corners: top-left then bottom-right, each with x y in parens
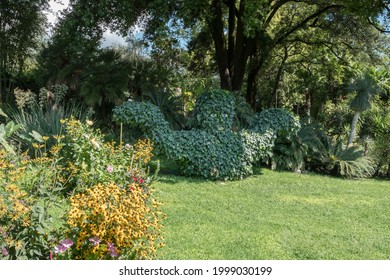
top-left (250, 108), bottom-right (304, 171)
top-left (191, 89), bottom-right (235, 132)
top-left (251, 108), bottom-right (300, 135)
top-left (113, 89), bottom-right (275, 180)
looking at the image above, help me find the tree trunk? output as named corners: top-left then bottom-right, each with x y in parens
top-left (305, 89), bottom-right (312, 119)
top-left (347, 111), bottom-right (360, 147)
top-left (246, 68), bottom-right (258, 110)
top-left (387, 163), bottom-right (390, 178)
top-left (209, 0), bottom-right (256, 94)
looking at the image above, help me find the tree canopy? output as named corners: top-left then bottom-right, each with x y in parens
top-left (0, 0), bottom-right (49, 103)
top-left (62, 0), bottom-right (389, 109)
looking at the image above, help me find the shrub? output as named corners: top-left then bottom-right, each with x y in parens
top-left (317, 98), bottom-right (353, 140)
top-left (190, 89), bottom-right (235, 132)
top-left (360, 101), bottom-right (390, 177)
top-left (58, 117), bottom-right (157, 193)
top-left (0, 150), bottom-right (65, 260)
top-left (113, 89), bottom-right (275, 180)
top-left (5, 86), bottom-right (91, 152)
top-left (300, 124), bottom-right (374, 178)
top-left (1, 117), bottom-right (164, 260)
top-left (64, 182), bottom-right (164, 260)
top-left (250, 108), bottom-right (301, 136)
top-left (250, 108), bottom-right (305, 171)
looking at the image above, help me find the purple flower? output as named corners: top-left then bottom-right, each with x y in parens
top-left (54, 239), bottom-right (73, 254)
top-left (2, 247), bottom-right (8, 256)
top-left (60, 239), bottom-right (74, 249)
top-left (107, 242), bottom-right (119, 258)
top-left (106, 165), bottom-right (114, 173)
top-left (88, 236), bottom-right (101, 246)
top-left (54, 244), bottom-right (66, 254)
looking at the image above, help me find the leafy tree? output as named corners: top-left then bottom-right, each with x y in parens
top-left (0, 0), bottom-right (48, 103)
top-left (51, 0), bottom-right (389, 110)
top-left (37, 0), bottom-right (105, 95)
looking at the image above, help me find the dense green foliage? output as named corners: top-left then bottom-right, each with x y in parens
top-left (191, 89), bottom-right (235, 132)
top-left (249, 108), bottom-right (304, 171)
top-left (114, 90), bottom-right (275, 180)
top-left (250, 108), bottom-right (300, 135)
top-left (0, 0), bottom-right (48, 103)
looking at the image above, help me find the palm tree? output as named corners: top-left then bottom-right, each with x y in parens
top-left (79, 50), bottom-right (130, 119)
top-left (346, 70), bottom-right (382, 147)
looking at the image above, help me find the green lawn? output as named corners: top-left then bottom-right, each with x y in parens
top-left (154, 169), bottom-right (390, 260)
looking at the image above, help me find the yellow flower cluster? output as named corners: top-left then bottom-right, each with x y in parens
top-left (133, 139), bottom-right (154, 164)
top-left (3, 184), bottom-right (30, 226)
top-left (0, 196), bottom-right (7, 218)
top-left (67, 182), bottom-right (163, 259)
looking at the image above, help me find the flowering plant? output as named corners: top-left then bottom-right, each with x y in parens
top-left (58, 118), bottom-right (157, 194)
top-left (0, 149), bottom-right (66, 260)
top-left (56, 181), bottom-right (164, 260)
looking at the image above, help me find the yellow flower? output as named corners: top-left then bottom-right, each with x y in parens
top-left (90, 138), bottom-right (100, 149)
top-left (86, 120), bottom-right (93, 126)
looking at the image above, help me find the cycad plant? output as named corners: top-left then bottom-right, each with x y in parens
top-left (301, 123), bottom-right (374, 178)
top-left (143, 90), bottom-right (185, 130)
top-left (347, 70), bottom-right (382, 147)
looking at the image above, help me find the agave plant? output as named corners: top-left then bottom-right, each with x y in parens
top-left (5, 102), bottom-right (90, 151)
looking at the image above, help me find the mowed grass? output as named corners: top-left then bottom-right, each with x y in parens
top-left (154, 169), bottom-right (390, 260)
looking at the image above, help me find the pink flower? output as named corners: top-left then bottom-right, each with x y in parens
top-left (89, 236), bottom-right (101, 246)
top-left (106, 165), bottom-right (113, 173)
top-left (2, 247), bottom-right (8, 256)
top-left (107, 242), bottom-right (119, 258)
top-left (125, 144), bottom-right (131, 149)
top-left (54, 239), bottom-right (73, 254)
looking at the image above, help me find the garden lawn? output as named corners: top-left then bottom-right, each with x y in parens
top-left (154, 169), bottom-right (390, 260)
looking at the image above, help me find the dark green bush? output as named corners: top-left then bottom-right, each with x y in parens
top-left (250, 108), bottom-right (304, 171)
top-left (113, 90), bottom-right (275, 180)
top-left (190, 89), bottom-right (235, 133)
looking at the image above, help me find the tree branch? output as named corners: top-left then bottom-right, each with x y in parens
top-left (275, 4), bottom-right (345, 45)
top-left (367, 17), bottom-right (390, 33)
top-left (264, 0), bottom-right (290, 28)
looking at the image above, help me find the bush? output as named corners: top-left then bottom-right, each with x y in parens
top-left (0, 150), bottom-right (65, 260)
top-left (65, 181), bottom-right (164, 260)
top-left (58, 117), bottom-right (157, 194)
top-left (113, 89), bottom-right (275, 180)
top-left (250, 108), bottom-right (305, 171)
top-left (0, 118), bottom-right (164, 260)
top-left (250, 108), bottom-right (300, 136)
top-left (190, 89), bottom-right (235, 132)
top-left (300, 123), bottom-right (374, 178)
